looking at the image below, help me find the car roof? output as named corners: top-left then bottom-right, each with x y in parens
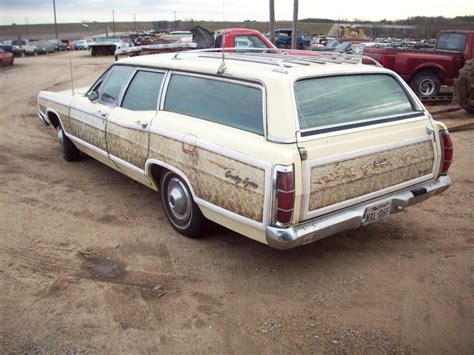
top-left (117, 51), bottom-right (391, 84)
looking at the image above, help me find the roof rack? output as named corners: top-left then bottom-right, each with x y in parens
top-left (171, 47), bottom-right (382, 74)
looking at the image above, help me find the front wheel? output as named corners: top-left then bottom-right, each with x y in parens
top-left (160, 171), bottom-right (204, 238)
top-left (410, 71), bottom-right (441, 97)
top-left (57, 128), bottom-right (80, 161)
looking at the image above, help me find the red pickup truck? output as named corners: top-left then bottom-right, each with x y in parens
top-left (363, 30), bottom-right (474, 97)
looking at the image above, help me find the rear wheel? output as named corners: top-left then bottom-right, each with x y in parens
top-left (57, 128), bottom-right (80, 161)
top-left (410, 71), bottom-right (441, 97)
top-left (160, 171), bottom-right (204, 238)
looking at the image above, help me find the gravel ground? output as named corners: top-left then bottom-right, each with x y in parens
top-left (1, 51), bottom-right (473, 354)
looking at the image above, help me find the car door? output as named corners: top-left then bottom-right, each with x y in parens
top-left (106, 68), bottom-right (166, 186)
top-left (68, 65), bottom-right (133, 168)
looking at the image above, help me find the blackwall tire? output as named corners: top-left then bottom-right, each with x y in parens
top-left (410, 71), bottom-right (441, 97)
top-left (57, 128), bottom-right (81, 161)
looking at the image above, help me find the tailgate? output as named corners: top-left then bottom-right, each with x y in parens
top-left (294, 73), bottom-right (437, 221)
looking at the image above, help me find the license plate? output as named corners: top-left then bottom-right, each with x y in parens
top-left (363, 201), bottom-right (392, 225)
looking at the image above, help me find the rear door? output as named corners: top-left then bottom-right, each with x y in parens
top-left (294, 73), bottom-right (437, 221)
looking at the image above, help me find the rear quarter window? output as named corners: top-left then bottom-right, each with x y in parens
top-left (164, 74), bottom-right (264, 135)
top-left (294, 74), bottom-right (417, 131)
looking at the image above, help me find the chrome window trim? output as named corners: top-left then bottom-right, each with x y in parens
top-left (291, 71), bottom-right (425, 140)
top-left (161, 70), bottom-right (267, 138)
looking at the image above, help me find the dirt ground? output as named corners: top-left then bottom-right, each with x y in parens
top-left (1, 51), bottom-right (473, 354)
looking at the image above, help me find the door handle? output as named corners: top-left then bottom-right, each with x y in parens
top-left (97, 110), bottom-right (108, 118)
top-left (134, 120), bottom-right (148, 129)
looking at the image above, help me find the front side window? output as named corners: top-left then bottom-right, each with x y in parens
top-left (99, 66), bottom-right (132, 105)
top-left (121, 70), bottom-right (164, 111)
top-left (164, 74), bottom-right (264, 135)
top-left (295, 74), bottom-right (416, 131)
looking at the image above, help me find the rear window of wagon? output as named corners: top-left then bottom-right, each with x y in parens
top-left (294, 74), bottom-right (418, 132)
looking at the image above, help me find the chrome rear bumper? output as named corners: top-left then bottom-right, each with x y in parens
top-left (266, 175), bottom-right (451, 249)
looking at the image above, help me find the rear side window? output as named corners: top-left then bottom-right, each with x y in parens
top-left (234, 35), bottom-right (269, 50)
top-left (121, 70), bottom-right (164, 111)
top-left (99, 66), bottom-right (132, 105)
top-left (164, 74), bottom-right (264, 135)
top-left (436, 32), bottom-right (466, 52)
top-left (295, 74), bottom-right (416, 131)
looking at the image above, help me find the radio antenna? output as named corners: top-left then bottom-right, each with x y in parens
top-left (69, 59), bottom-right (75, 95)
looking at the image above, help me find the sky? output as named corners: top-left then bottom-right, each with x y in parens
top-left (0, 0), bottom-right (473, 25)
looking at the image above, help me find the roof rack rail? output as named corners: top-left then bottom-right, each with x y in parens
top-left (171, 47), bottom-right (382, 74)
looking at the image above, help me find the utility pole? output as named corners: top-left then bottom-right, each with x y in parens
top-left (25, 18), bottom-right (29, 36)
top-left (291, 0), bottom-right (298, 49)
top-left (134, 13), bottom-right (136, 32)
top-left (174, 11), bottom-right (177, 31)
top-left (53, 0), bottom-right (58, 39)
top-left (269, 0), bottom-right (275, 44)
top-left (112, 9), bottom-right (115, 36)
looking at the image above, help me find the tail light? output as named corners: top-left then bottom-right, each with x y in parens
top-left (439, 131), bottom-right (453, 175)
top-left (273, 165), bottom-right (295, 226)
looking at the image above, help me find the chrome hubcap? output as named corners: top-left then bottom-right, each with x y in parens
top-left (167, 177), bottom-right (191, 221)
top-left (419, 79), bottom-right (435, 96)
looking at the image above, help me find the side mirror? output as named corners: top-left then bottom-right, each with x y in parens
top-left (87, 91), bottom-right (99, 101)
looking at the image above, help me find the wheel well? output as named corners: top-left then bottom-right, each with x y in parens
top-left (412, 67), bottom-right (444, 82)
top-left (47, 111), bottom-right (60, 129)
top-left (148, 164), bottom-right (166, 189)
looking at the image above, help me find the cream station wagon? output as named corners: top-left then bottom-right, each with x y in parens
top-left (37, 50), bottom-right (453, 249)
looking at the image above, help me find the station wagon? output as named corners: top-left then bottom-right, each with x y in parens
top-left (37, 50), bottom-right (452, 249)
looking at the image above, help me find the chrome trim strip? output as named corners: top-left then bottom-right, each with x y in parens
top-left (67, 134), bottom-right (109, 158)
top-left (296, 115), bottom-right (428, 141)
top-left (266, 175), bottom-right (451, 249)
top-left (109, 153), bottom-right (146, 175)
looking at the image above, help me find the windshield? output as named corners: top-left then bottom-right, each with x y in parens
top-left (294, 74), bottom-right (417, 131)
top-left (436, 32), bottom-right (466, 52)
top-left (12, 40), bottom-right (25, 45)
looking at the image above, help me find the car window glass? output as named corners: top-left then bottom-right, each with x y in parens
top-left (164, 74), bottom-right (264, 135)
top-left (436, 33), bottom-right (466, 52)
top-left (234, 35), bottom-right (268, 49)
top-left (99, 66), bottom-right (132, 105)
top-left (121, 71), bottom-right (164, 111)
top-left (295, 74), bottom-right (415, 130)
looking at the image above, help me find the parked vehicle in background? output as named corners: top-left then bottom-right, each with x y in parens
top-left (89, 37), bottom-right (127, 56)
top-left (74, 39), bottom-right (92, 50)
top-left (48, 39), bottom-right (67, 51)
top-left (275, 29), bottom-right (311, 49)
top-left (363, 30), bottom-right (474, 97)
top-left (11, 40), bottom-right (38, 56)
top-left (31, 40), bottom-right (56, 54)
top-left (0, 48), bottom-right (14, 66)
top-left (61, 39), bottom-right (75, 51)
top-left (37, 49), bottom-right (452, 249)
top-left (0, 44), bottom-right (24, 57)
